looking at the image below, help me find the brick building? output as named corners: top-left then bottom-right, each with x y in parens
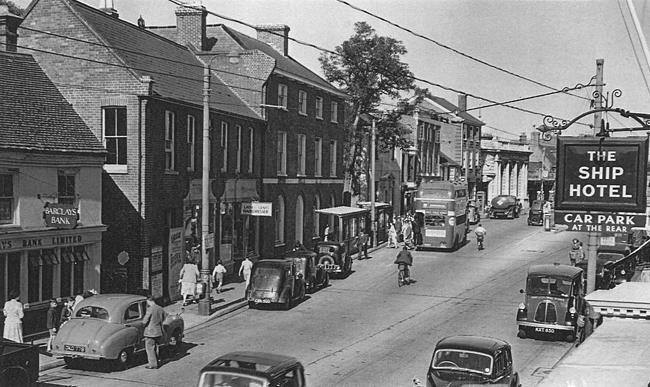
top-left (19, 0), bottom-right (264, 300)
top-left (148, 5), bottom-right (347, 257)
top-left (0, 6), bottom-right (105, 337)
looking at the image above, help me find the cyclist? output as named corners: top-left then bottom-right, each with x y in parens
top-left (394, 246), bottom-right (413, 284)
top-left (475, 223), bottom-right (487, 250)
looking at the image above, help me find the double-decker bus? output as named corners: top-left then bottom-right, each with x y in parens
top-left (414, 181), bottom-right (469, 250)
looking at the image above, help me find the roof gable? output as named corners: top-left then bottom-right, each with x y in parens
top-left (429, 96), bottom-right (485, 126)
top-left (0, 52), bottom-right (105, 155)
top-left (63, 0), bottom-right (259, 120)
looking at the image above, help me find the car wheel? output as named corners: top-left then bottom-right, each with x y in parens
top-left (113, 348), bottom-right (132, 371)
top-left (248, 301), bottom-right (256, 309)
top-left (566, 333), bottom-right (576, 343)
top-left (517, 328), bottom-right (527, 339)
top-left (169, 329), bottom-right (183, 355)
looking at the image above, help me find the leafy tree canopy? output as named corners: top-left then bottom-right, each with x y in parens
top-left (0, 0), bottom-right (25, 16)
top-left (319, 21), bottom-right (422, 195)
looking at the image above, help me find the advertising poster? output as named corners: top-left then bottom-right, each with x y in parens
top-left (167, 227), bottom-right (184, 301)
top-left (151, 245), bottom-right (163, 272)
top-left (151, 272), bottom-right (163, 299)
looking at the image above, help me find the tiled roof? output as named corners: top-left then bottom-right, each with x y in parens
top-left (429, 96), bottom-right (485, 126)
top-left (0, 52), bottom-right (105, 155)
top-left (212, 25), bottom-right (345, 96)
top-left (65, 0), bottom-right (259, 120)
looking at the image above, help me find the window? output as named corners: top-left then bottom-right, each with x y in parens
top-left (58, 173), bottom-right (75, 205)
top-left (248, 128), bottom-right (254, 173)
top-left (221, 122), bottom-right (229, 172)
top-left (314, 138), bottom-right (322, 176)
top-left (297, 134), bottom-right (306, 175)
top-left (331, 101), bottom-right (338, 123)
top-left (0, 174), bottom-right (14, 224)
top-left (236, 125), bottom-right (242, 173)
top-left (315, 97), bottom-right (323, 119)
top-left (313, 195), bottom-right (320, 238)
top-left (278, 84), bottom-right (288, 109)
top-left (124, 303), bottom-right (142, 321)
top-left (275, 195), bottom-right (285, 244)
top-left (103, 107), bottom-right (127, 165)
top-left (329, 140), bottom-right (337, 177)
top-left (277, 131), bottom-right (287, 175)
top-left (165, 110), bottom-right (175, 171)
top-left (187, 115), bottom-right (196, 171)
top-left (298, 90), bottom-right (307, 115)
top-left (295, 195), bottom-right (304, 244)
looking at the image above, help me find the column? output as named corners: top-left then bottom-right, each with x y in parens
top-left (502, 161), bottom-right (510, 195)
top-left (521, 163), bottom-right (528, 204)
top-left (511, 162), bottom-right (519, 197)
top-left (494, 157), bottom-right (502, 197)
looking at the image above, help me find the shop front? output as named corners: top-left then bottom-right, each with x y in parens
top-left (0, 226), bottom-right (104, 339)
top-left (218, 179), bottom-right (261, 274)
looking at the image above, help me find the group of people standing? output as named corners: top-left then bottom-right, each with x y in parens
top-left (387, 214), bottom-right (422, 250)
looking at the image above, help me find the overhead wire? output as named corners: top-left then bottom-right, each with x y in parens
top-left (167, 0), bottom-right (589, 125)
top-left (333, 0), bottom-right (591, 102)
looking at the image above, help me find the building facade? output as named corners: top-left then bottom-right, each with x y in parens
top-left (528, 130), bottom-right (557, 202)
top-left (0, 10), bottom-right (106, 337)
top-left (148, 6), bottom-right (347, 257)
top-left (20, 0), bottom-right (265, 301)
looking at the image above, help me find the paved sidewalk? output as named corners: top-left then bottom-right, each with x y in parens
top-left (38, 277), bottom-right (249, 372)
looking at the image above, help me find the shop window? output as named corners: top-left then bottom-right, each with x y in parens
top-left (73, 246), bottom-right (87, 296)
top-left (103, 107), bottom-right (127, 166)
top-left (41, 257), bottom-right (54, 301)
top-left (58, 173), bottom-right (76, 205)
top-left (0, 173), bottom-right (14, 224)
top-left (6, 253), bottom-right (20, 300)
top-left (60, 247), bottom-right (73, 298)
top-left (27, 250), bottom-right (40, 303)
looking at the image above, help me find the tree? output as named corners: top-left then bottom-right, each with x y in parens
top-left (0, 0), bottom-right (25, 16)
top-left (319, 21), bottom-right (420, 197)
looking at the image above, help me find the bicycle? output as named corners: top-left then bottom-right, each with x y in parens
top-left (476, 235), bottom-right (484, 250)
top-left (397, 263), bottom-right (410, 287)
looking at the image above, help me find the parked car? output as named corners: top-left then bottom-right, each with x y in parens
top-left (489, 195), bottom-right (519, 219)
top-left (247, 259), bottom-right (306, 310)
top-left (527, 200), bottom-right (544, 226)
top-left (516, 264), bottom-right (584, 342)
top-left (0, 339), bottom-right (39, 386)
top-left (574, 257), bottom-right (615, 290)
top-left (197, 351), bottom-right (306, 387)
top-left (426, 335), bottom-right (520, 387)
top-left (51, 294), bottom-right (184, 370)
top-left (283, 249), bottom-right (329, 293)
top-left (597, 245), bottom-right (635, 283)
top-left (314, 241), bottom-right (353, 278)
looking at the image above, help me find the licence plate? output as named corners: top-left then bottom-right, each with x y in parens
top-left (64, 344), bottom-right (86, 352)
top-left (324, 264), bottom-right (340, 271)
top-left (254, 298), bottom-right (271, 304)
top-left (534, 327), bottom-right (555, 334)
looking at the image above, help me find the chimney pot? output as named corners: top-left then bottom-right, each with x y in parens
top-left (457, 94), bottom-right (467, 113)
top-left (0, 5), bottom-right (23, 52)
top-left (255, 24), bottom-right (290, 56)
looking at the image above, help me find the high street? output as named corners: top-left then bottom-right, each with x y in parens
top-left (38, 218), bottom-right (579, 387)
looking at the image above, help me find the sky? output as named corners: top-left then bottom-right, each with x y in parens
top-left (14, 0), bottom-right (650, 139)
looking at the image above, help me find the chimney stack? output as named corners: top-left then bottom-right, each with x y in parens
top-left (519, 133), bottom-right (528, 144)
top-left (0, 5), bottom-right (22, 53)
top-left (457, 94), bottom-right (467, 113)
top-left (98, 0), bottom-right (119, 18)
top-left (175, 5), bottom-right (207, 51)
top-left (255, 24), bottom-right (290, 56)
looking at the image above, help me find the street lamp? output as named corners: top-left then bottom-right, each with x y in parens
top-left (198, 59), bottom-right (213, 316)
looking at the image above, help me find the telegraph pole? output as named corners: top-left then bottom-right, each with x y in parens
top-left (198, 62), bottom-right (212, 316)
top-left (586, 59), bottom-right (604, 294)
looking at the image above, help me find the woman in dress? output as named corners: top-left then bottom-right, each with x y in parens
top-left (3, 289), bottom-right (24, 343)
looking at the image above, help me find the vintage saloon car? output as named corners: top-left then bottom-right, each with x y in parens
top-left (314, 241), bottom-right (353, 278)
top-left (426, 335), bottom-right (520, 387)
top-left (52, 294), bottom-right (184, 369)
top-left (574, 255), bottom-right (615, 290)
top-left (516, 264), bottom-right (584, 342)
top-left (597, 244), bottom-right (635, 284)
top-left (489, 195), bottom-right (519, 219)
top-left (247, 259), bottom-right (306, 310)
top-left (283, 249), bottom-right (329, 293)
top-left (197, 351), bottom-right (306, 387)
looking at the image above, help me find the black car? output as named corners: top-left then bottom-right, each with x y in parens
top-left (283, 249), bottom-right (329, 293)
top-left (597, 245), bottom-right (635, 283)
top-left (527, 200), bottom-right (544, 226)
top-left (489, 195), bottom-right (520, 219)
top-left (574, 257), bottom-right (615, 290)
top-left (247, 259), bottom-right (306, 310)
top-left (197, 351), bottom-right (306, 387)
top-left (0, 339), bottom-right (39, 387)
top-left (314, 241), bottom-right (352, 278)
top-left (427, 335), bottom-right (520, 387)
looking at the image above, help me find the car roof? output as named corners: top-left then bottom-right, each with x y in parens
top-left (283, 249), bottom-right (317, 258)
top-left (202, 351), bottom-right (301, 378)
top-left (73, 294), bottom-right (146, 322)
top-left (597, 244), bottom-right (630, 254)
top-left (435, 335), bottom-right (509, 355)
top-left (255, 259), bottom-right (292, 267)
top-left (528, 264), bottom-right (583, 278)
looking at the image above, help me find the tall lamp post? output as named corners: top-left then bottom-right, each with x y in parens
top-left (198, 61), bottom-right (212, 316)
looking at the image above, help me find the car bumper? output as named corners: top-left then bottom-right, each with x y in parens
top-left (518, 321), bottom-right (575, 332)
top-left (51, 350), bottom-right (104, 360)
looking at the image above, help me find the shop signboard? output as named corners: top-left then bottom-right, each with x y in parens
top-left (241, 202), bottom-right (272, 216)
top-left (555, 136), bottom-right (648, 212)
top-left (43, 203), bottom-right (78, 229)
top-left (554, 211), bottom-right (646, 233)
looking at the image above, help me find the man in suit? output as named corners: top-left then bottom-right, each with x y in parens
top-left (143, 296), bottom-right (167, 369)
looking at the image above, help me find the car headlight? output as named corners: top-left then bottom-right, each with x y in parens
top-left (620, 269), bottom-right (626, 275)
top-left (569, 307), bottom-right (577, 314)
top-left (518, 303), bottom-right (526, 310)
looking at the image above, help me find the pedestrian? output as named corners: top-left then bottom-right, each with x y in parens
top-left (46, 299), bottom-right (58, 352)
top-left (576, 312), bottom-right (586, 345)
top-left (142, 296), bottom-right (167, 369)
top-left (395, 217), bottom-right (403, 243)
top-left (212, 259), bottom-right (227, 294)
top-left (569, 239), bottom-right (583, 266)
top-left (239, 256), bottom-right (254, 290)
top-left (412, 216), bottom-right (422, 246)
top-left (179, 257), bottom-right (200, 306)
top-left (402, 219), bottom-right (413, 249)
top-left (292, 240), bottom-right (305, 251)
top-left (358, 231), bottom-right (369, 259)
top-left (324, 224), bottom-right (330, 241)
top-left (388, 222), bottom-right (398, 248)
top-left (59, 297), bottom-right (74, 326)
top-left (3, 290), bottom-right (24, 343)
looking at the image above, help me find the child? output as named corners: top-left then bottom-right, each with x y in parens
top-left (59, 298), bottom-right (73, 327)
top-left (212, 260), bottom-right (227, 294)
top-left (46, 299), bottom-right (58, 352)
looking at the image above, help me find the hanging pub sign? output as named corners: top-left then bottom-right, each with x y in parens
top-left (43, 203), bottom-right (79, 229)
top-left (555, 136), bottom-right (648, 213)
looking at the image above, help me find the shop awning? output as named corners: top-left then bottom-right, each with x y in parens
top-left (221, 179), bottom-right (260, 203)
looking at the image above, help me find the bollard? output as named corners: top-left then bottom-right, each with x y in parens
top-left (544, 214), bottom-right (551, 231)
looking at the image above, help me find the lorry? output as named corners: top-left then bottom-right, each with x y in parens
top-left (0, 339), bottom-right (39, 386)
top-left (489, 195), bottom-right (520, 219)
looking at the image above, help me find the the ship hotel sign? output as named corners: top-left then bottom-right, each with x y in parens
top-left (554, 136), bottom-right (648, 232)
